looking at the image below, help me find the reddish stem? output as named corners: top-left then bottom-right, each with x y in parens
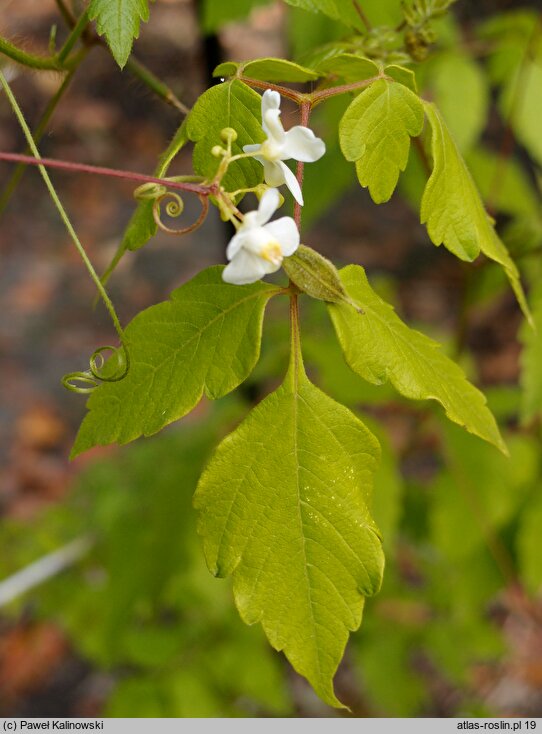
top-left (294, 101), bottom-right (311, 230)
top-left (239, 73), bottom-right (385, 107)
top-left (238, 77), bottom-right (305, 103)
top-left (310, 75), bottom-right (384, 105)
top-left (0, 151), bottom-right (215, 197)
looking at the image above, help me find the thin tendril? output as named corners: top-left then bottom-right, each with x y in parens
top-left (62, 345), bottom-right (129, 393)
top-left (134, 182), bottom-right (209, 236)
top-left (0, 70), bottom-right (129, 393)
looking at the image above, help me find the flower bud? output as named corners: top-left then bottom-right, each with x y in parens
top-left (220, 127), bottom-right (238, 143)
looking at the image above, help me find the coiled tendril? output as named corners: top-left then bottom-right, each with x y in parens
top-left (62, 344), bottom-right (129, 394)
top-left (134, 181), bottom-right (209, 236)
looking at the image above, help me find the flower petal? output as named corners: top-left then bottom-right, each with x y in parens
top-left (243, 143), bottom-right (262, 154)
top-left (262, 108), bottom-right (285, 143)
top-left (255, 187), bottom-right (280, 226)
top-left (278, 161), bottom-right (303, 205)
top-left (281, 126), bottom-right (326, 162)
top-left (262, 159), bottom-right (287, 188)
top-left (226, 230), bottom-right (249, 260)
top-left (264, 217), bottom-right (300, 256)
top-left (222, 250), bottom-right (268, 285)
top-left (261, 89), bottom-right (281, 116)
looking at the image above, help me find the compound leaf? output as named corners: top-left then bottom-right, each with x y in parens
top-left (72, 267), bottom-right (277, 457)
top-left (339, 79), bottom-right (425, 203)
top-left (88, 0), bottom-right (150, 68)
top-left (194, 353), bottom-right (383, 707)
top-left (327, 265), bottom-right (506, 453)
top-left (187, 80), bottom-right (264, 191)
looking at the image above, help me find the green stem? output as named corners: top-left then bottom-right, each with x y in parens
top-left (0, 70), bottom-right (126, 345)
top-left (0, 64), bottom-right (81, 215)
top-left (288, 293), bottom-right (304, 385)
top-left (0, 36), bottom-right (65, 70)
top-left (0, 8), bottom-right (89, 72)
top-left (125, 56), bottom-right (190, 115)
top-left (57, 9), bottom-right (89, 63)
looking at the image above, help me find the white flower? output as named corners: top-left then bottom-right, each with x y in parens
top-left (243, 90), bottom-right (326, 206)
top-left (223, 188), bottom-right (299, 285)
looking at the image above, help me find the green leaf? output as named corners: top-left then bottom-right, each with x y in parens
top-left (422, 102), bottom-right (531, 320)
top-left (201, 0), bottom-right (272, 32)
top-left (314, 53), bottom-right (380, 82)
top-left (72, 267), bottom-right (278, 456)
top-left (520, 279), bottom-right (542, 423)
top-left (213, 58), bottom-right (320, 83)
top-left (327, 265), bottom-right (507, 453)
top-left (194, 352), bottom-right (384, 707)
top-left (122, 120), bottom-right (189, 253)
top-left (421, 102), bottom-right (487, 261)
top-left (428, 52), bottom-right (488, 151)
top-left (213, 62), bottom-right (240, 78)
top-left (239, 58), bottom-right (321, 82)
top-left (385, 64), bottom-right (418, 93)
top-left (187, 80), bottom-right (264, 191)
top-left (364, 417), bottom-right (403, 547)
top-left (88, 0), bottom-right (150, 68)
top-left (339, 79), bottom-right (425, 203)
top-left (282, 245), bottom-right (352, 304)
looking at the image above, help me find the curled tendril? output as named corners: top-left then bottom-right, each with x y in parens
top-left (152, 191), bottom-right (209, 236)
top-left (133, 182), bottom-right (209, 237)
top-left (62, 344), bottom-right (129, 394)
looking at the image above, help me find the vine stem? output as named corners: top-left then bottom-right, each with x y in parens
top-left (0, 151), bottom-right (216, 197)
top-left (294, 100), bottom-right (311, 230)
top-left (0, 64), bottom-right (83, 215)
top-left (0, 70), bottom-right (126, 345)
top-left (289, 292), bottom-right (303, 383)
top-left (239, 73), bottom-right (386, 107)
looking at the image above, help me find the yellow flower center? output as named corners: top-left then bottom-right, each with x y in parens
top-left (260, 241), bottom-right (283, 265)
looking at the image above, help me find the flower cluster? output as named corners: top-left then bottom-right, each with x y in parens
top-left (223, 90), bottom-right (325, 285)
top-left (222, 188), bottom-right (299, 285)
